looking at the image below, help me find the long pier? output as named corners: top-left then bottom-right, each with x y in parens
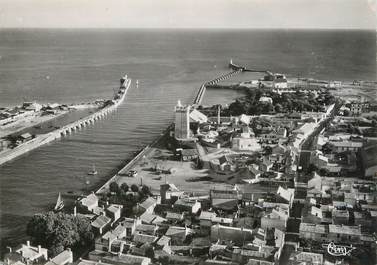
top-left (58, 78), bottom-right (131, 137)
top-left (192, 60), bottom-right (272, 106)
top-left (0, 76), bottom-right (131, 166)
top-left (193, 68), bottom-right (243, 106)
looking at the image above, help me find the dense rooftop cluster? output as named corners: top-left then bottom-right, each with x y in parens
top-left (3, 75), bottom-right (377, 265)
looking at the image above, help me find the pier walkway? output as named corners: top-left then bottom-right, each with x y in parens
top-left (0, 78), bottom-right (131, 166)
top-left (57, 78), bottom-right (131, 137)
top-left (193, 60), bottom-right (271, 106)
top-left (193, 69), bottom-right (242, 106)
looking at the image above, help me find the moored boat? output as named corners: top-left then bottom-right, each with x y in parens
top-left (88, 164), bottom-right (98, 175)
top-left (53, 192), bottom-right (64, 212)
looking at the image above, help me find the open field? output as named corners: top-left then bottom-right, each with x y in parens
top-left (331, 82), bottom-right (377, 103)
top-left (103, 145), bottom-right (235, 195)
top-left (98, 132), bottom-right (273, 196)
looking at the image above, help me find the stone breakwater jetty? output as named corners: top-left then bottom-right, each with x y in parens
top-left (0, 75), bottom-right (132, 166)
top-left (193, 69), bottom-right (243, 106)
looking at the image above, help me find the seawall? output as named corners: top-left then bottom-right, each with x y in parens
top-left (96, 123), bottom-right (174, 194)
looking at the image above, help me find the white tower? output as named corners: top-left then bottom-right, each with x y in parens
top-left (174, 100), bottom-right (190, 140)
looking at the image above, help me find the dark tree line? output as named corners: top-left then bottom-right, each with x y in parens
top-left (226, 88), bottom-right (335, 116)
top-left (27, 211), bottom-right (94, 256)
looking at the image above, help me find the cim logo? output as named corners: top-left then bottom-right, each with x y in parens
top-left (322, 242), bottom-right (356, 257)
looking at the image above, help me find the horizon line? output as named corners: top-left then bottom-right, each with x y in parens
top-left (0, 27), bottom-right (376, 31)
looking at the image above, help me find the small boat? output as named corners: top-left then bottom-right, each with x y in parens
top-left (53, 192), bottom-right (64, 212)
top-left (87, 164), bottom-right (98, 175)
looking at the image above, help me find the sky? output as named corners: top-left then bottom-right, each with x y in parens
top-left (0, 0), bottom-right (376, 29)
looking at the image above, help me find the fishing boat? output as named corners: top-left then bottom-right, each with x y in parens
top-left (88, 164), bottom-right (98, 175)
top-left (53, 192), bottom-right (64, 212)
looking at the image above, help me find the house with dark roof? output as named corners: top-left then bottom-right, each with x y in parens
top-left (248, 166), bottom-right (262, 179)
top-left (166, 211), bottom-right (184, 222)
top-left (232, 246), bottom-right (279, 265)
top-left (332, 209), bottom-right (349, 225)
top-left (95, 232), bottom-right (117, 252)
top-left (156, 235), bottom-right (171, 249)
top-left (121, 218), bottom-right (141, 238)
top-left (133, 233), bottom-right (158, 245)
top-left (328, 224), bottom-right (361, 243)
top-left (165, 226), bottom-right (192, 245)
top-left (139, 212), bottom-right (166, 225)
top-left (160, 183), bottom-right (184, 204)
top-left (173, 199), bottom-right (201, 214)
top-left (199, 211), bottom-right (217, 230)
top-left (102, 253), bottom-right (151, 265)
top-left (92, 215), bottom-right (112, 235)
top-left (44, 249), bottom-right (73, 265)
top-left (299, 223), bottom-right (328, 241)
top-left (106, 204), bottom-right (123, 222)
top-left (288, 251), bottom-right (323, 265)
top-left (361, 143), bottom-right (377, 178)
top-left (135, 224), bottom-right (158, 236)
top-left (212, 198), bottom-right (238, 212)
top-left (210, 224), bottom-right (253, 246)
top-left (139, 197), bottom-right (157, 214)
top-left (259, 157), bottom-right (273, 172)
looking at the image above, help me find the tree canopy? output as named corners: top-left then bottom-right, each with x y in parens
top-left (226, 88), bottom-right (335, 116)
top-left (130, 184), bottom-right (139, 192)
top-left (109, 181), bottom-right (120, 193)
top-left (27, 211), bottom-right (94, 256)
top-left (120, 183), bottom-right (129, 192)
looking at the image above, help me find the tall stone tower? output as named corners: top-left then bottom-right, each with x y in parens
top-left (174, 100), bottom-right (190, 140)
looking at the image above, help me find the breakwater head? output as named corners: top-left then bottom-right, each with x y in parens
top-left (229, 59), bottom-right (268, 73)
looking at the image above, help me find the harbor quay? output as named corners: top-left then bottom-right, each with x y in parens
top-left (2, 62), bottom-right (377, 265)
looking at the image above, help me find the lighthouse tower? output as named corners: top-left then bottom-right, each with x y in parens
top-left (174, 100), bottom-right (191, 140)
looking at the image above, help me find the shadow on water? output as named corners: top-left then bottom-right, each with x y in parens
top-left (0, 213), bottom-right (32, 256)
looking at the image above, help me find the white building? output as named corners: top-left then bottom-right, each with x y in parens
top-left (259, 97), bottom-right (273, 104)
top-left (174, 100), bottom-right (191, 140)
top-left (189, 109), bottom-right (208, 124)
top-left (79, 193), bottom-right (99, 212)
top-left (232, 136), bottom-right (260, 152)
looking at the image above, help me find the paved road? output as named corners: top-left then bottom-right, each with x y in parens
top-left (298, 101), bottom-right (341, 174)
